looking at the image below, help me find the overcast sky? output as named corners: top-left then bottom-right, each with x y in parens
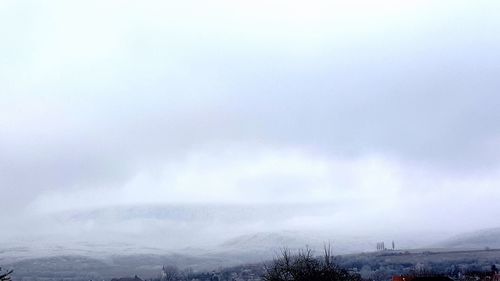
top-left (1, 0), bottom-right (500, 245)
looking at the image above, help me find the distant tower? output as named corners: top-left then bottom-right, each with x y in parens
top-left (392, 241), bottom-right (395, 250)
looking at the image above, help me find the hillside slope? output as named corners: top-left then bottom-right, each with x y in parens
top-left (439, 227), bottom-right (500, 249)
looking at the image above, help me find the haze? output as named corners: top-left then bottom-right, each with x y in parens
top-left (1, 0), bottom-right (500, 253)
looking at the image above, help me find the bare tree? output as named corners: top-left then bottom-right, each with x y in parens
top-left (0, 268), bottom-right (13, 281)
top-left (264, 246), bottom-right (361, 281)
top-left (161, 265), bottom-right (180, 281)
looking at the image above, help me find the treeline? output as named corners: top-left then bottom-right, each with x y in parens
top-left (334, 251), bottom-right (500, 281)
top-left (152, 249), bottom-right (500, 281)
top-left (153, 246), bottom-right (362, 281)
top-left (4, 248), bottom-right (500, 281)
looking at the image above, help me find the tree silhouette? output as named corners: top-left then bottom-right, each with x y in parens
top-left (264, 246), bottom-right (362, 281)
top-left (161, 265), bottom-right (180, 281)
top-left (0, 268), bottom-right (13, 281)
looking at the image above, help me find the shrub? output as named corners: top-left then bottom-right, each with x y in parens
top-left (264, 246), bottom-right (362, 281)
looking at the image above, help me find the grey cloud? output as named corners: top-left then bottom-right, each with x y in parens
top-left (0, 0), bottom-right (500, 235)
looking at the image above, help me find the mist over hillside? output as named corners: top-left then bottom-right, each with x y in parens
top-left (2, 1), bottom-right (500, 281)
top-left (0, 202), bottom-right (452, 261)
top-left (2, 206), bottom-right (500, 281)
top-left (3, 235), bottom-right (500, 281)
top-left (438, 227), bottom-right (500, 250)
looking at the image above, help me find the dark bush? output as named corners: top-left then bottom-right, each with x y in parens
top-left (264, 246), bottom-right (362, 281)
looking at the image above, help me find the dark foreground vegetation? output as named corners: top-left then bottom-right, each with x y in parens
top-left (146, 246), bottom-right (362, 281)
top-left (262, 247), bottom-right (361, 281)
top-left (3, 248), bottom-right (500, 281)
top-left (147, 248), bottom-right (500, 281)
top-left (0, 267), bottom-right (13, 281)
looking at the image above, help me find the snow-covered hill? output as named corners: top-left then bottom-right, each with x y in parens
top-left (438, 227), bottom-right (500, 249)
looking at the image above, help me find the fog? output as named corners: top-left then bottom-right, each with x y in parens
top-left (1, 0), bottom-right (500, 253)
